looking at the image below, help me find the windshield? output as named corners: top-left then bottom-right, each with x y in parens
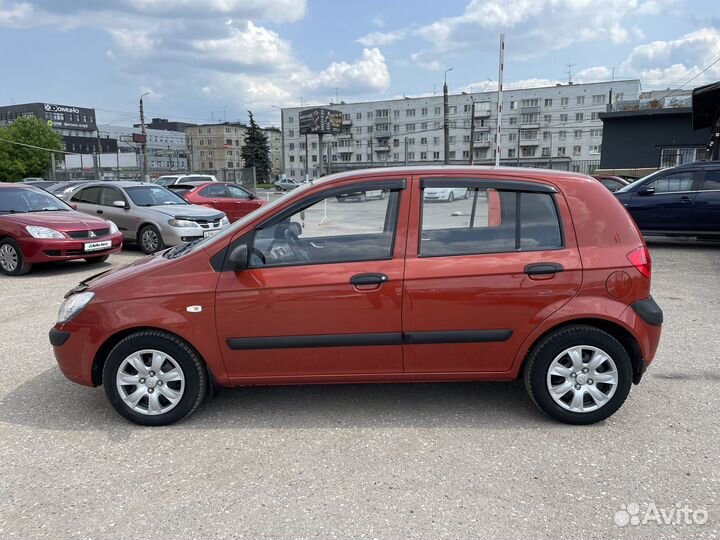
top-left (0, 187), bottom-right (72, 214)
top-left (154, 177), bottom-right (176, 186)
top-left (125, 186), bottom-right (188, 206)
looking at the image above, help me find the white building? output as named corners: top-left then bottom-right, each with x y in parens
top-left (262, 127), bottom-right (283, 179)
top-left (98, 124), bottom-right (188, 171)
top-left (281, 79), bottom-right (641, 178)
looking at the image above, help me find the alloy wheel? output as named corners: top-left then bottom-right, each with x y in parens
top-left (0, 244), bottom-right (19, 273)
top-left (142, 229), bottom-right (160, 252)
top-left (545, 345), bottom-right (619, 413)
top-left (116, 349), bottom-right (185, 415)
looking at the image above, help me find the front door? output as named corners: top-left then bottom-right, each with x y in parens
top-left (402, 176), bottom-right (583, 373)
top-left (693, 168), bottom-right (720, 235)
top-left (215, 179), bottom-right (409, 380)
top-left (626, 169), bottom-right (700, 233)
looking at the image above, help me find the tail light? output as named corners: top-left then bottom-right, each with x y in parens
top-left (627, 246), bottom-right (651, 279)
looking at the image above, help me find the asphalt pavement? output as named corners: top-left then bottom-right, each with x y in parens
top-left (0, 238), bottom-right (718, 539)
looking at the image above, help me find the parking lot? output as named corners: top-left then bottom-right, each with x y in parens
top-left (0, 236), bottom-right (718, 539)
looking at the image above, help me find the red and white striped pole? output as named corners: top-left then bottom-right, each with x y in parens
top-left (495, 34), bottom-right (505, 167)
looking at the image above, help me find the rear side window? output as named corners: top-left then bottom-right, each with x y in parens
top-left (200, 184), bottom-right (228, 198)
top-left (420, 185), bottom-right (562, 257)
top-left (71, 187), bottom-right (102, 204)
top-left (700, 170), bottom-right (720, 191)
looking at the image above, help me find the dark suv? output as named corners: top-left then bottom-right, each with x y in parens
top-left (614, 162), bottom-right (720, 239)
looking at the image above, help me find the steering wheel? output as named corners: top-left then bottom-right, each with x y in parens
top-left (251, 247), bottom-right (266, 266)
top-left (284, 228), bottom-right (312, 263)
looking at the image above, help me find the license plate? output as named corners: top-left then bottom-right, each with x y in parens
top-left (203, 230), bottom-right (218, 238)
top-left (84, 240), bottom-right (112, 252)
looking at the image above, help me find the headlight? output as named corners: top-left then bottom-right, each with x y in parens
top-left (220, 216), bottom-right (229, 226)
top-left (168, 219), bottom-right (199, 228)
top-left (26, 225), bottom-right (65, 239)
top-left (57, 292), bottom-right (94, 323)
top-left (107, 220), bottom-right (119, 234)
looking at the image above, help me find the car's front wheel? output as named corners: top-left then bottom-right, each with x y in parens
top-left (103, 330), bottom-right (208, 426)
top-left (524, 325), bottom-right (632, 424)
top-left (448, 192), bottom-right (455, 202)
top-left (138, 225), bottom-right (164, 254)
top-left (0, 238), bottom-right (31, 276)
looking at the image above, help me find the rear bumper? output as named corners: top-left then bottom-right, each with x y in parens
top-left (19, 233), bottom-right (123, 263)
top-left (620, 297), bottom-right (663, 377)
top-left (631, 296), bottom-right (663, 326)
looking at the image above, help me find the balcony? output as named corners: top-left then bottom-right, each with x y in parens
top-left (520, 106), bottom-right (540, 114)
top-left (337, 132), bottom-right (353, 139)
top-left (374, 145), bottom-right (390, 152)
top-left (473, 108), bottom-right (491, 118)
top-left (473, 125), bottom-right (491, 132)
top-left (374, 115), bottom-right (390, 123)
top-left (374, 128), bottom-right (391, 137)
top-left (519, 138), bottom-right (539, 146)
top-left (341, 119), bottom-right (353, 126)
top-left (520, 122), bottom-right (540, 129)
top-left (473, 140), bottom-right (491, 148)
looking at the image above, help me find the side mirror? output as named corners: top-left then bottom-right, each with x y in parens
top-left (638, 187), bottom-right (655, 196)
top-left (227, 244), bottom-right (248, 271)
top-left (113, 200), bottom-right (127, 208)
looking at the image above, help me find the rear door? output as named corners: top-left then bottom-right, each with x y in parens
top-left (625, 169), bottom-right (700, 233)
top-left (402, 175), bottom-right (582, 373)
top-left (198, 183), bottom-right (230, 214)
top-left (693, 168), bottom-right (720, 235)
top-left (226, 184), bottom-right (262, 221)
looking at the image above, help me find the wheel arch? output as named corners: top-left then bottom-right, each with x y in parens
top-left (91, 326), bottom-right (221, 394)
top-left (518, 318), bottom-right (645, 385)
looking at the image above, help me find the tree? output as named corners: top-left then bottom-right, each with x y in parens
top-left (0, 117), bottom-right (64, 182)
top-left (241, 111), bottom-right (272, 183)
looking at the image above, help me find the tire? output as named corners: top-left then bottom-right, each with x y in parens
top-left (379, 191), bottom-right (386, 200)
top-left (0, 238), bottom-right (31, 276)
top-left (103, 330), bottom-right (208, 426)
top-left (448, 192), bottom-right (455, 202)
top-left (138, 225), bottom-right (164, 254)
top-left (84, 255), bottom-right (109, 264)
top-left (360, 193), bottom-right (367, 202)
top-left (524, 325), bottom-right (633, 425)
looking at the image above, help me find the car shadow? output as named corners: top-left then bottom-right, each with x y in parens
top-left (10, 259), bottom-right (115, 278)
top-left (0, 368), bottom-right (558, 432)
top-left (645, 236), bottom-right (720, 250)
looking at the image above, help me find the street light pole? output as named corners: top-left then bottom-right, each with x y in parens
top-left (139, 92), bottom-right (150, 182)
top-left (444, 68), bottom-right (453, 165)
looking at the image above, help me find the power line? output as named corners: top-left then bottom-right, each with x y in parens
top-left (654, 49), bottom-right (720, 101)
top-left (0, 136), bottom-right (74, 155)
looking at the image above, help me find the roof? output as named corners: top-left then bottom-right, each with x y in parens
top-left (692, 82), bottom-right (720, 130)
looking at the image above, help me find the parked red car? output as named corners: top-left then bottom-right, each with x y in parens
top-left (0, 184), bottom-right (123, 276)
top-left (50, 166), bottom-right (662, 426)
top-left (168, 182), bottom-right (265, 223)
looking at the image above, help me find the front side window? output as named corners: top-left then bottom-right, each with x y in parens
top-left (99, 187), bottom-right (126, 206)
top-left (700, 170), bottom-right (720, 191)
top-left (648, 171), bottom-right (695, 193)
top-left (250, 186), bottom-right (402, 267)
top-left (420, 182), bottom-right (562, 257)
top-left (227, 185), bottom-right (252, 199)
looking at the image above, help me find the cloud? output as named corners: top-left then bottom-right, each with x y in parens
top-left (356, 29), bottom-right (408, 47)
top-left (305, 48), bottom-right (391, 93)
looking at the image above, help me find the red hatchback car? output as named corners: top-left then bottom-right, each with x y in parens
top-left (0, 184), bottom-right (123, 276)
top-left (50, 167), bottom-right (662, 426)
top-left (168, 182), bottom-right (266, 223)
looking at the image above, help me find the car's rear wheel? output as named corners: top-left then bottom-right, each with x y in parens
top-left (524, 325), bottom-right (632, 424)
top-left (103, 330), bottom-right (208, 426)
top-left (138, 225), bottom-right (164, 254)
top-left (360, 192), bottom-right (367, 202)
top-left (0, 239), bottom-right (31, 276)
top-left (84, 255), bottom-right (109, 264)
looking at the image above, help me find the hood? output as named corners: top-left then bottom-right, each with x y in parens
top-left (148, 204), bottom-right (225, 220)
top-left (0, 211), bottom-right (108, 232)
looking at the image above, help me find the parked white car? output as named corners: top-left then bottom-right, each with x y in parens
top-left (154, 174), bottom-right (218, 186)
top-left (336, 190), bottom-right (386, 202)
top-left (423, 187), bottom-right (469, 202)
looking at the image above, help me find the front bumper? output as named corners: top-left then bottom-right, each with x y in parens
top-left (19, 233), bottom-right (123, 263)
top-left (160, 225), bottom-right (227, 246)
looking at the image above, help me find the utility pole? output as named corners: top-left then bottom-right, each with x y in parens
top-left (318, 133), bottom-right (323, 177)
top-left (305, 134), bottom-right (309, 180)
top-left (404, 137), bottom-right (408, 166)
top-left (469, 100), bottom-right (476, 165)
top-left (443, 68), bottom-right (452, 165)
top-left (516, 125), bottom-right (520, 166)
top-left (548, 131), bottom-right (553, 169)
top-left (140, 92), bottom-right (150, 182)
top-left (495, 34), bottom-right (505, 167)
top-left (50, 152), bottom-right (56, 181)
top-left (567, 64), bottom-right (576, 84)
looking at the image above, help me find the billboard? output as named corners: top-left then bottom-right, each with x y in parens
top-left (299, 108), bottom-right (343, 135)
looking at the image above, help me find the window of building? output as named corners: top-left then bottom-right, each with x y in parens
top-left (521, 99), bottom-right (539, 107)
top-left (464, 105), bottom-right (471, 113)
top-left (288, 117), bottom-right (294, 124)
top-left (420, 151), bottom-right (427, 160)
top-left (420, 137), bottom-right (428, 145)
top-left (592, 94), bottom-right (606, 105)
top-left (589, 145), bottom-right (602, 154)
top-left (449, 151), bottom-right (456, 159)
top-left (393, 153), bottom-right (399, 160)
top-left (590, 128), bottom-right (602, 137)
top-left (421, 122), bottom-right (428, 130)
top-left (367, 112), bottom-right (374, 119)
top-left (510, 101), bottom-right (517, 110)
top-left (421, 107), bottom-right (428, 116)
top-left (543, 114), bottom-right (551, 124)
top-left (449, 136), bottom-right (456, 144)
top-left (434, 107), bottom-right (441, 115)
top-left (573, 145), bottom-right (582, 156)
top-left (574, 130), bottom-right (582, 139)
top-left (542, 147), bottom-right (550, 157)
top-left (560, 97), bottom-right (569, 106)
top-left (406, 124), bottom-right (416, 132)
top-left (558, 130), bottom-right (567, 140)
top-left (288, 129), bottom-right (294, 137)
top-left (560, 114), bottom-right (568, 123)
top-left (462, 151), bottom-right (469, 159)
top-left (544, 99), bottom-right (553, 107)
top-left (557, 147), bottom-right (566, 157)
top-left (289, 143), bottom-right (294, 150)
top-left (407, 138), bottom-right (416, 145)
top-left (433, 137), bottom-right (440, 145)
top-left (576, 96), bottom-right (585, 105)
top-left (509, 117), bottom-right (517, 125)
top-left (463, 135), bottom-right (470, 143)
top-left (575, 113), bottom-right (584, 122)
top-left (406, 109), bottom-right (416, 117)
top-left (508, 133), bottom-right (517, 142)
top-left (591, 112), bottom-right (600, 120)
top-left (447, 106), bottom-right (456, 114)
top-left (433, 152), bottom-right (440, 159)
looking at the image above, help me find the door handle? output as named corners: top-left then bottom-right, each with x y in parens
top-left (679, 196), bottom-right (692, 203)
top-left (350, 273), bottom-right (389, 286)
top-left (524, 263), bottom-right (564, 276)
top-left (96, 209), bottom-right (104, 215)
top-left (310, 242), bottom-right (325, 249)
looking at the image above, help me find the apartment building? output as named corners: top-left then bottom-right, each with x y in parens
top-left (99, 124), bottom-right (187, 171)
top-left (280, 80), bottom-right (641, 178)
top-left (186, 122), bottom-right (247, 176)
top-left (263, 127), bottom-right (283, 180)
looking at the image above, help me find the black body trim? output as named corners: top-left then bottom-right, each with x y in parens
top-left (226, 329), bottom-right (513, 350)
top-left (631, 296), bottom-right (664, 326)
top-left (403, 329), bottom-right (513, 344)
top-left (227, 332), bottom-right (402, 350)
top-left (420, 177), bottom-right (557, 193)
top-left (49, 328), bottom-right (71, 347)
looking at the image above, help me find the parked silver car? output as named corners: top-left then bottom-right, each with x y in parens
top-left (66, 181), bottom-right (229, 253)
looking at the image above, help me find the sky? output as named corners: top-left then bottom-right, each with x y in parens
top-left (0, 0), bottom-right (718, 129)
